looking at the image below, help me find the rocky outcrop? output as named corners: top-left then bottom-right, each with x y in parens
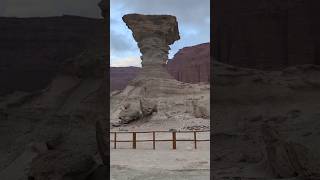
top-left (139, 98), bottom-right (157, 117)
top-left (215, 0), bottom-right (320, 70)
top-left (118, 103), bottom-right (141, 124)
top-left (117, 14), bottom-right (202, 98)
top-left (110, 14), bottom-right (210, 131)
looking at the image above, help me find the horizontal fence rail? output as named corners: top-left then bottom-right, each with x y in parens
top-left (109, 130), bottom-right (210, 150)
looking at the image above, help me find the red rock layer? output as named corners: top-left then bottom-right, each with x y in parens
top-left (167, 43), bottom-right (210, 83)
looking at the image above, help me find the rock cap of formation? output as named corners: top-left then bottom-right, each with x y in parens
top-left (122, 14), bottom-right (180, 45)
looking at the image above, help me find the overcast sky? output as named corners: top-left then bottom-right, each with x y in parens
top-left (0, 0), bottom-right (210, 67)
top-left (110, 0), bottom-right (210, 67)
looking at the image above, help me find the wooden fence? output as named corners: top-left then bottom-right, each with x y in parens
top-left (109, 130), bottom-right (210, 150)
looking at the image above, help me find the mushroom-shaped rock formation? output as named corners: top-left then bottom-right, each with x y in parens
top-left (110, 14), bottom-right (210, 126)
top-left (123, 14), bottom-right (180, 80)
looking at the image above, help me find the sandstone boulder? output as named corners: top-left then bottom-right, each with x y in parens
top-left (118, 103), bottom-right (141, 124)
top-left (139, 98), bottom-right (157, 117)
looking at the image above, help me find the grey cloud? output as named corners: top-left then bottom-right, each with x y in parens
top-left (110, 30), bottom-right (137, 54)
top-left (110, 18), bottom-right (117, 25)
top-left (111, 0), bottom-right (210, 49)
top-left (110, 0), bottom-right (210, 60)
top-left (114, 0), bottom-right (210, 28)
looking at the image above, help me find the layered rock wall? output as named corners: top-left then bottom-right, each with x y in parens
top-left (167, 43), bottom-right (210, 83)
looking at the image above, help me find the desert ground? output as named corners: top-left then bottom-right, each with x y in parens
top-left (109, 80), bottom-right (210, 180)
top-left (110, 132), bottom-right (210, 180)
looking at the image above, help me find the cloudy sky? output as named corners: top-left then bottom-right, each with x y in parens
top-left (0, 0), bottom-right (210, 67)
top-left (110, 0), bottom-right (210, 67)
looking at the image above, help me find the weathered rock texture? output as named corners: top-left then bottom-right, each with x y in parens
top-left (139, 98), bottom-right (157, 118)
top-left (118, 103), bottom-right (141, 124)
top-left (215, 0), bottom-right (320, 70)
top-left (123, 14), bottom-right (180, 80)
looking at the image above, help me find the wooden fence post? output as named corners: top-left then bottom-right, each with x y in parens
top-left (194, 131), bottom-right (197, 149)
top-left (153, 131), bottom-right (156, 150)
top-left (172, 131), bottom-right (176, 150)
top-left (114, 132), bottom-right (117, 149)
top-left (132, 132), bottom-right (136, 149)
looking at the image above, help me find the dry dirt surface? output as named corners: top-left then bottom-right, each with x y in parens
top-left (110, 132), bottom-right (210, 180)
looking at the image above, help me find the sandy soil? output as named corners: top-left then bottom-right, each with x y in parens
top-left (110, 132), bottom-right (210, 180)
